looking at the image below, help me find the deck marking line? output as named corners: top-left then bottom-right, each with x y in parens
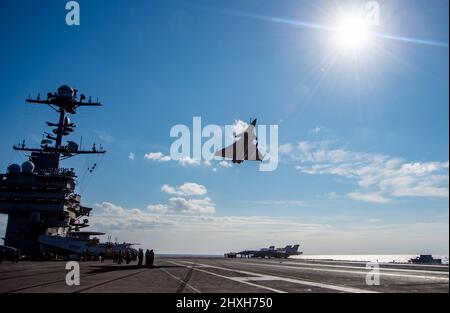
top-left (230, 261), bottom-right (449, 281)
top-left (159, 267), bottom-right (201, 293)
top-left (291, 259), bottom-right (449, 269)
top-left (250, 260), bottom-right (449, 275)
top-left (169, 261), bottom-right (286, 293)
top-left (176, 261), bottom-right (378, 293)
top-left (73, 269), bottom-right (149, 293)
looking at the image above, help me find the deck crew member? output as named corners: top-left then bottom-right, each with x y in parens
top-left (138, 249), bottom-right (144, 266)
top-left (148, 249), bottom-right (155, 268)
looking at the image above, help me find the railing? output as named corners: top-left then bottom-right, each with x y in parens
top-left (35, 168), bottom-right (76, 177)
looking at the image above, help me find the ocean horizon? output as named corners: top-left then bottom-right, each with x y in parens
top-left (293, 254), bottom-right (449, 264)
top-left (157, 253), bottom-right (449, 265)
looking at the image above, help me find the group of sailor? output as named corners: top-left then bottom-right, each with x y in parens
top-left (111, 248), bottom-right (154, 267)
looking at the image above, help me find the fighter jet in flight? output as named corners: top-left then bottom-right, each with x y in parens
top-left (215, 118), bottom-right (264, 164)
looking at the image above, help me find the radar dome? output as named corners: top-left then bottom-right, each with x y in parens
top-left (58, 85), bottom-right (74, 98)
top-left (21, 161), bottom-right (35, 173)
top-left (7, 164), bottom-right (21, 174)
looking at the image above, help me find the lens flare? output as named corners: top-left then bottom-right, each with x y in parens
top-left (334, 15), bottom-right (371, 51)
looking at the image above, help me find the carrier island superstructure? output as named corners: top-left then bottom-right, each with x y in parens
top-left (0, 85), bottom-right (106, 257)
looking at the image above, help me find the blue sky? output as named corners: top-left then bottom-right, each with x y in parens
top-left (0, 0), bottom-right (448, 254)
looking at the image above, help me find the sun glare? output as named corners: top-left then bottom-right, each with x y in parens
top-left (334, 15), bottom-right (371, 52)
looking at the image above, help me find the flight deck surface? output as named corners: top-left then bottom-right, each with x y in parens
top-left (0, 257), bottom-right (448, 293)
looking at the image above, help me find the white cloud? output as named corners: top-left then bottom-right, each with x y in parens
top-left (144, 152), bottom-right (171, 162)
top-left (279, 143), bottom-right (294, 155)
top-left (348, 192), bottom-right (391, 204)
top-left (99, 201), bottom-right (126, 214)
top-left (94, 130), bottom-right (114, 143)
top-left (167, 197), bottom-right (216, 214)
top-left (149, 183), bottom-right (214, 214)
top-left (147, 204), bottom-right (169, 214)
top-left (147, 197), bottom-right (216, 215)
top-left (94, 201), bottom-right (320, 233)
top-left (232, 119), bottom-right (249, 136)
top-left (219, 161), bottom-right (233, 168)
top-left (94, 202), bottom-right (176, 229)
top-left (177, 158), bottom-right (214, 168)
top-left (128, 152), bottom-right (135, 161)
top-left (311, 126), bottom-right (327, 134)
top-left (289, 140), bottom-right (449, 203)
top-left (367, 218), bottom-right (383, 223)
top-left (324, 192), bottom-right (338, 198)
top-left (89, 202), bottom-right (449, 255)
top-left (161, 183), bottom-right (207, 196)
top-left (178, 156), bottom-right (200, 166)
top-left (242, 200), bottom-right (305, 207)
top-left (179, 183), bottom-right (207, 196)
top-left (161, 184), bottom-right (177, 195)
top-left (144, 153), bottom-right (215, 168)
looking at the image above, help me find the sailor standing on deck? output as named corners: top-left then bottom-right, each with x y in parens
top-left (125, 250), bottom-right (131, 264)
top-left (118, 249), bottom-right (124, 264)
top-left (138, 249), bottom-right (144, 266)
top-left (148, 249), bottom-right (155, 268)
top-left (145, 249), bottom-right (150, 267)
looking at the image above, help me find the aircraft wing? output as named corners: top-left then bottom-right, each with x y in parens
top-left (247, 142), bottom-right (264, 161)
top-left (215, 138), bottom-right (246, 161)
top-left (215, 136), bottom-right (264, 161)
top-left (39, 235), bottom-right (87, 255)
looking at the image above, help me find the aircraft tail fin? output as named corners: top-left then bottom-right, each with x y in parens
top-left (291, 244), bottom-right (300, 253)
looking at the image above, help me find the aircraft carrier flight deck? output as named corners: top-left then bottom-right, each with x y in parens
top-left (0, 257), bottom-right (448, 293)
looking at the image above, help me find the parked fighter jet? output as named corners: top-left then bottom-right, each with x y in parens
top-left (235, 244), bottom-right (301, 259)
top-left (215, 118), bottom-right (264, 164)
top-left (38, 232), bottom-right (138, 260)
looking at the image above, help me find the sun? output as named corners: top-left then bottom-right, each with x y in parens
top-left (334, 15), bottom-right (372, 52)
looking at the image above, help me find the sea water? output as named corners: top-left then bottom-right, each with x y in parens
top-left (292, 254), bottom-right (449, 265)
